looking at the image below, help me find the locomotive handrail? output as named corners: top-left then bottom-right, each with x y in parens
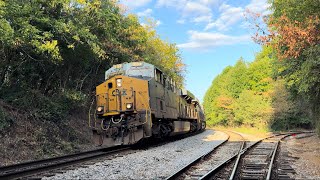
top-left (101, 118), bottom-right (110, 130)
top-left (136, 91), bottom-right (151, 125)
top-left (88, 97), bottom-right (95, 128)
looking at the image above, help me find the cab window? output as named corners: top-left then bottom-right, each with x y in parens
top-left (155, 69), bottom-right (164, 85)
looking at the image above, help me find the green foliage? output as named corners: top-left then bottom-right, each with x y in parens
top-left (247, 46), bottom-right (274, 92)
top-left (0, 0), bottom-right (184, 161)
top-left (204, 46), bottom-right (274, 128)
top-left (124, 15), bottom-right (185, 85)
top-left (227, 59), bottom-right (248, 98)
top-left (0, 106), bottom-right (12, 131)
top-left (204, 44), bottom-right (314, 131)
top-left (233, 90), bottom-right (272, 128)
top-left (0, 0), bottom-right (183, 124)
top-left (270, 0), bottom-right (320, 22)
top-left (274, 45), bottom-right (320, 100)
top-left (0, 87), bottom-right (84, 123)
top-left (269, 0), bottom-right (320, 133)
top-left (205, 1), bottom-right (319, 132)
top-left (0, 0), bottom-right (183, 94)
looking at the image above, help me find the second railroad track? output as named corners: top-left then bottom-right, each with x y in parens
top-left (0, 146), bottom-right (131, 179)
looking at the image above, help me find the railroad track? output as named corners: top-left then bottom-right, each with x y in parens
top-left (166, 130), bottom-right (245, 180)
top-left (231, 134), bottom-right (288, 180)
top-left (165, 131), bottom-right (314, 180)
top-left (273, 132), bottom-right (316, 180)
top-left (0, 130), bottom-right (207, 179)
top-left (199, 132), bottom-right (308, 180)
top-left (0, 146), bottom-right (131, 179)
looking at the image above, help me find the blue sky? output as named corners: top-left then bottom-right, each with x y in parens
top-left (119, 0), bottom-right (270, 102)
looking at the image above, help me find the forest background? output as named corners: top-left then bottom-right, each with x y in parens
top-left (203, 0), bottom-right (320, 134)
top-left (0, 0), bottom-right (319, 165)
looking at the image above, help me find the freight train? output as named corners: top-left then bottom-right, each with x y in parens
top-left (91, 62), bottom-right (205, 146)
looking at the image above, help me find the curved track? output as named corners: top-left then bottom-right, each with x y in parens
top-left (199, 132), bottom-right (312, 180)
top-left (166, 130), bottom-right (245, 180)
top-left (0, 129), bottom-right (207, 179)
top-left (0, 146), bottom-right (131, 179)
top-left (229, 134), bottom-right (288, 180)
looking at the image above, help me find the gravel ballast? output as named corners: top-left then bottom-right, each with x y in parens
top-left (182, 131), bottom-right (244, 179)
top-left (43, 130), bottom-right (228, 179)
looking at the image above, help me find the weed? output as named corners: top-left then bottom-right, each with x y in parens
top-left (0, 107), bottom-right (12, 131)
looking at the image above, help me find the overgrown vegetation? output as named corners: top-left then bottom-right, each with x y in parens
top-left (0, 0), bottom-right (184, 164)
top-left (204, 0), bottom-right (319, 133)
top-left (204, 47), bottom-right (276, 129)
top-left (0, 106), bottom-right (12, 131)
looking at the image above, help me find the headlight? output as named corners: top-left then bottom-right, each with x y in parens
top-left (116, 78), bottom-right (122, 87)
top-left (97, 106), bottom-right (104, 112)
top-left (126, 103), bottom-right (133, 109)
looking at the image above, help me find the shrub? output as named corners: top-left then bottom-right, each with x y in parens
top-left (0, 107), bottom-right (12, 131)
top-left (0, 87), bottom-right (87, 123)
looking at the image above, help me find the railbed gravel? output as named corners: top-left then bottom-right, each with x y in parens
top-left (182, 131), bottom-right (244, 179)
top-left (182, 141), bottom-right (241, 179)
top-left (43, 130), bottom-right (228, 180)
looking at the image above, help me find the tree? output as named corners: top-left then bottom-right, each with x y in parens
top-left (203, 46), bottom-right (274, 128)
top-left (0, 0), bottom-right (184, 94)
top-left (233, 90), bottom-right (273, 128)
top-left (246, 0), bottom-right (320, 133)
top-left (268, 0), bottom-right (320, 133)
top-left (0, 0), bottom-right (185, 125)
top-left (271, 79), bottom-right (312, 130)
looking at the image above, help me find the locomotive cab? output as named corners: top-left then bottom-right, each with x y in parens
top-left (93, 62), bottom-right (153, 146)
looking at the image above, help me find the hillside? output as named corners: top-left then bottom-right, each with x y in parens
top-left (0, 0), bottom-right (184, 165)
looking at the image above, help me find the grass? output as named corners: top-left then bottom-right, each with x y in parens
top-left (208, 125), bottom-right (270, 136)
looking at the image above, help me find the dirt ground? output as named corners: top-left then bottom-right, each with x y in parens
top-left (285, 134), bottom-right (320, 179)
top-left (0, 101), bottom-right (95, 166)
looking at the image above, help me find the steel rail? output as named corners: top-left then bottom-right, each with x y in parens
top-left (0, 146), bottom-right (130, 179)
top-left (166, 130), bottom-right (246, 180)
top-left (0, 129), bottom-right (207, 180)
top-left (199, 150), bottom-right (238, 180)
top-left (165, 131), bottom-right (230, 180)
top-left (228, 133), bottom-right (292, 180)
top-left (265, 133), bottom-right (294, 180)
top-left (266, 140), bottom-right (280, 180)
top-left (228, 136), bottom-right (272, 180)
top-left (199, 132), bottom-right (246, 180)
top-left (199, 133), bottom-right (290, 180)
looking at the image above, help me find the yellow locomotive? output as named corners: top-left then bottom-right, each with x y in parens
top-left (91, 62), bottom-right (205, 146)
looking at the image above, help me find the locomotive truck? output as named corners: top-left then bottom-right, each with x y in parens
top-left (91, 62), bottom-right (205, 146)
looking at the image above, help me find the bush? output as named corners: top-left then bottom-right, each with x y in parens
top-left (0, 107), bottom-right (12, 131)
top-left (0, 87), bottom-right (87, 123)
top-left (270, 111), bottom-right (312, 131)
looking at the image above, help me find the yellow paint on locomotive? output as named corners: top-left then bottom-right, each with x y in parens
top-left (92, 62), bottom-right (205, 146)
top-left (96, 75), bottom-right (150, 115)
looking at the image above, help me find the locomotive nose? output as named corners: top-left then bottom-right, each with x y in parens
top-left (104, 76), bottom-right (136, 113)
